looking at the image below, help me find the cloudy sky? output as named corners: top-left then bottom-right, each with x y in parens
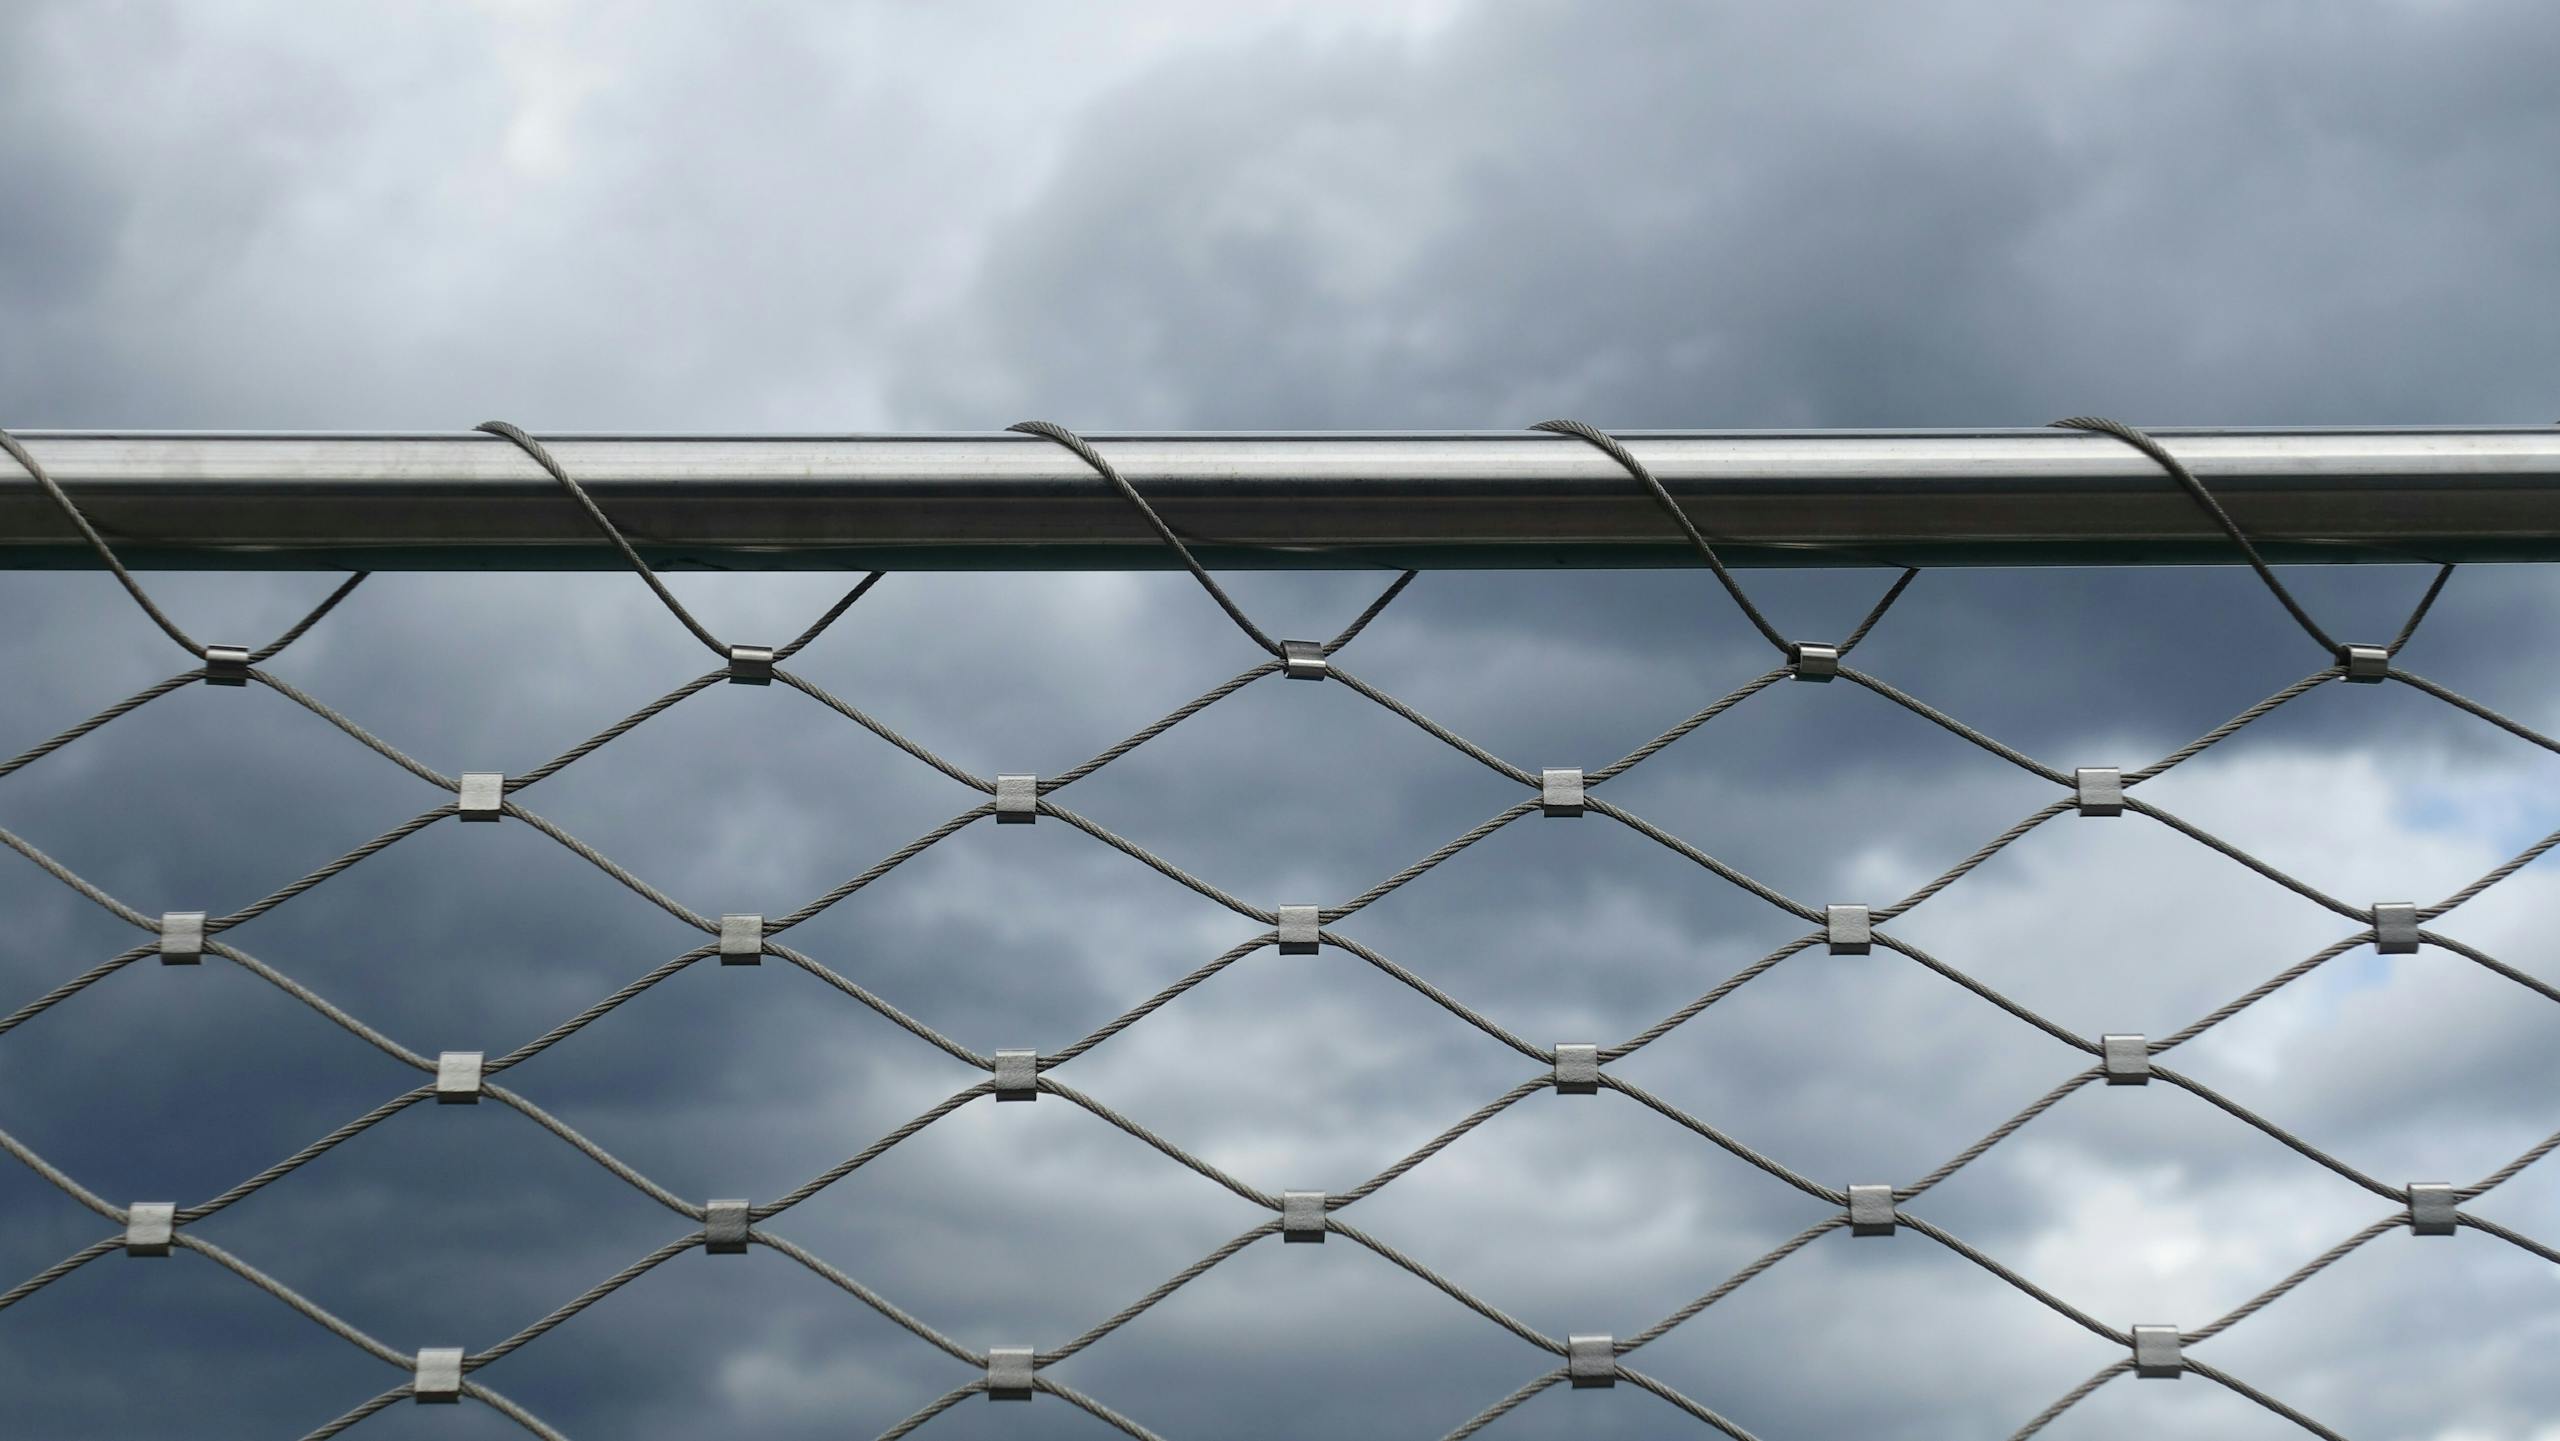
top-left (5, 2), bottom-right (2560, 1439)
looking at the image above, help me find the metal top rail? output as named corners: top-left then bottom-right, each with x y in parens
top-left (4, 426), bottom-right (2557, 569)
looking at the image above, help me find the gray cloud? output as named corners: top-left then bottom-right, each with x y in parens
top-left (892, 0), bottom-right (2560, 432)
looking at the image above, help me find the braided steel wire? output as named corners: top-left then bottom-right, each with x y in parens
top-left (1, 423), bottom-right (2557, 1439)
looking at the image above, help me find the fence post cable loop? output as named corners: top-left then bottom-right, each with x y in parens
top-left (2051, 416), bottom-right (2343, 654)
top-left (474, 421), bottom-right (883, 666)
top-left (1529, 419), bottom-right (1920, 662)
top-left (2048, 417), bottom-right (2456, 673)
top-left (2, 427), bottom-right (372, 671)
top-left (2, 427), bottom-right (200, 660)
top-left (1009, 420), bottom-right (1307, 658)
top-left (476, 421), bottom-right (732, 657)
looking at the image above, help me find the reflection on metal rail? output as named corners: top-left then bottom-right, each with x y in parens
top-left (3, 426), bottom-right (2557, 569)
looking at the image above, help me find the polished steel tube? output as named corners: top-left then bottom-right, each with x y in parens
top-left (3, 427), bottom-right (2556, 569)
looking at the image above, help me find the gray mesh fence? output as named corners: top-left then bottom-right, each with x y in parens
top-left (2, 420), bottom-right (2556, 1440)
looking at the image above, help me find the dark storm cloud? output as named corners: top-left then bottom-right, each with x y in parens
top-left (5, 2), bottom-right (2560, 1439)
top-left (893, 0), bottom-right (2560, 432)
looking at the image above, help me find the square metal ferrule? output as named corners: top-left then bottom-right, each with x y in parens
top-left (1276, 905), bottom-right (1320, 955)
top-left (1554, 1043), bottom-right (1600, 1094)
top-left (719, 913), bottom-right (764, 965)
top-left (705, 1199), bottom-right (750, 1253)
top-left (158, 911), bottom-right (206, 965)
top-left (1568, 1334), bottom-right (1616, 1388)
top-left (994, 774), bottom-right (1038, 823)
top-left (125, 1202), bottom-right (176, 1257)
top-left (2075, 767), bottom-right (2123, 817)
top-left (2408, 1182), bottom-right (2457, 1235)
top-left (1541, 768), bottom-right (1585, 818)
top-left (2339, 644), bottom-right (2390, 682)
top-left (2101, 1034), bottom-right (2150, 1085)
top-left (1848, 1184), bottom-right (1896, 1237)
top-left (994, 1049), bottom-right (1038, 1101)
top-left (1283, 1190), bottom-right (1326, 1243)
top-left (414, 1347), bottom-right (464, 1402)
top-left (987, 1346), bottom-right (1034, 1400)
top-left (1826, 904), bottom-right (1871, 955)
top-left (2131, 1325), bottom-right (2182, 1378)
top-left (726, 644), bottom-right (775, 684)
top-left (458, 773), bottom-right (505, 821)
top-left (435, 1050), bottom-right (485, 1103)
top-left (2373, 902), bottom-right (2419, 954)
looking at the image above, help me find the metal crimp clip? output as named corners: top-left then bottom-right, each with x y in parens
top-left (987, 1346), bottom-right (1034, 1400)
top-left (995, 774), bottom-right (1038, 824)
top-left (2101, 1034), bottom-right (2150, 1085)
top-left (1541, 768), bottom-right (1585, 818)
top-left (726, 644), bottom-right (775, 684)
top-left (719, 913), bottom-right (764, 965)
top-left (705, 1199), bottom-right (749, 1253)
top-left (2374, 902), bottom-right (2419, 954)
top-left (1568, 1334), bottom-right (1616, 1388)
top-left (2131, 1325), bottom-right (2182, 1379)
top-left (2075, 767), bottom-right (2123, 817)
top-left (435, 1050), bottom-right (485, 1103)
top-left (414, 1347), bottom-right (464, 1402)
top-left (1826, 904), bottom-right (1871, 955)
top-left (1848, 1184), bottom-right (1896, 1237)
top-left (458, 772), bottom-right (504, 822)
top-left (125, 1202), bottom-right (175, 1257)
top-left (158, 912), bottom-right (205, 965)
top-left (2408, 1182), bottom-right (2456, 1236)
top-left (1554, 1043), bottom-right (1599, 1094)
top-left (994, 1049), bottom-right (1038, 1101)
top-left (1276, 905), bottom-right (1320, 955)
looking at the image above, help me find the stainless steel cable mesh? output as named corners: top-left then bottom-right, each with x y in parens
top-left (2, 421), bottom-right (2556, 1439)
